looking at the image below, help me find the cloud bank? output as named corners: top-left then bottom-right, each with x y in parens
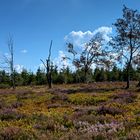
top-left (64, 26), bottom-right (112, 47)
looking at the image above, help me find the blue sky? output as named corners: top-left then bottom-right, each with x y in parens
top-left (0, 0), bottom-right (140, 72)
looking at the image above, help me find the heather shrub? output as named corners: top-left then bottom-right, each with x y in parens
top-left (51, 93), bottom-right (68, 102)
top-left (126, 130), bottom-right (140, 140)
top-left (68, 93), bottom-right (96, 105)
top-left (31, 113), bottom-right (47, 120)
top-left (0, 108), bottom-right (25, 121)
top-left (97, 105), bottom-right (124, 116)
top-left (11, 101), bottom-right (23, 108)
top-left (0, 127), bottom-right (21, 140)
top-left (34, 119), bottom-right (56, 131)
top-left (0, 99), bottom-right (6, 109)
top-left (0, 127), bottom-right (37, 140)
top-left (78, 114), bottom-right (97, 124)
top-left (16, 90), bottom-right (34, 100)
top-left (73, 121), bottom-right (125, 139)
top-left (0, 83), bottom-right (140, 139)
top-left (111, 92), bottom-right (137, 104)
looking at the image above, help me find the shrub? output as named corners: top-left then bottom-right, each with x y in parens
top-left (97, 105), bottom-right (124, 116)
top-left (0, 99), bottom-right (6, 109)
top-left (0, 108), bottom-right (25, 121)
top-left (34, 119), bottom-right (55, 131)
top-left (0, 127), bottom-right (21, 140)
top-left (16, 90), bottom-right (34, 101)
top-left (11, 101), bottom-right (23, 108)
top-left (0, 127), bottom-right (37, 140)
top-left (111, 92), bottom-right (137, 104)
top-left (126, 130), bottom-right (140, 140)
top-left (68, 93), bottom-right (95, 105)
top-left (0, 84), bottom-right (10, 89)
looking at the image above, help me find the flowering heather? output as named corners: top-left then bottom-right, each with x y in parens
top-left (0, 83), bottom-right (140, 139)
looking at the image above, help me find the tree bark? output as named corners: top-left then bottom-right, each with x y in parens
top-left (8, 36), bottom-right (15, 90)
top-left (126, 64), bottom-right (130, 89)
top-left (84, 65), bottom-right (88, 83)
top-left (47, 60), bottom-right (52, 89)
top-left (126, 31), bottom-right (133, 89)
top-left (137, 81), bottom-right (140, 87)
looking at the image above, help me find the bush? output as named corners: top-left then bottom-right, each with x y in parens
top-left (68, 93), bottom-right (96, 105)
top-left (0, 84), bottom-right (10, 89)
top-left (0, 127), bottom-right (37, 140)
top-left (111, 92), bottom-right (137, 104)
top-left (0, 108), bottom-right (25, 121)
top-left (97, 105), bottom-right (124, 116)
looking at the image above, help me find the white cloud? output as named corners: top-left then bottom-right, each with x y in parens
top-left (64, 26), bottom-right (112, 47)
top-left (21, 49), bottom-right (28, 53)
top-left (93, 26), bottom-right (112, 42)
top-left (14, 64), bottom-right (24, 73)
top-left (53, 51), bottom-right (73, 71)
top-left (38, 63), bottom-right (46, 71)
top-left (64, 30), bottom-right (93, 47)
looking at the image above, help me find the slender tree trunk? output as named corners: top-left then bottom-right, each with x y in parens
top-left (11, 73), bottom-right (15, 89)
top-left (9, 37), bottom-right (15, 90)
top-left (11, 55), bottom-right (15, 89)
top-left (40, 40), bottom-right (52, 89)
top-left (126, 65), bottom-right (130, 89)
top-left (126, 32), bottom-right (133, 89)
top-left (137, 81), bottom-right (140, 87)
top-left (47, 60), bottom-right (52, 88)
top-left (84, 65), bottom-right (88, 83)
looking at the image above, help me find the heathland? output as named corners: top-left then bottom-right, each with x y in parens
top-left (0, 82), bottom-right (140, 139)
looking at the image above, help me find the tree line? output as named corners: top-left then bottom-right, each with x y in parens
top-left (0, 64), bottom-right (139, 88)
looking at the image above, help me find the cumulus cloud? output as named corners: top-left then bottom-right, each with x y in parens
top-left (53, 51), bottom-right (73, 71)
top-left (64, 30), bottom-right (93, 47)
top-left (93, 26), bottom-right (112, 42)
top-left (14, 64), bottom-right (24, 73)
top-left (21, 49), bottom-right (28, 53)
top-left (64, 26), bottom-right (112, 47)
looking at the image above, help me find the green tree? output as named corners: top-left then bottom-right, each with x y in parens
top-left (67, 35), bottom-right (109, 83)
top-left (36, 68), bottom-right (47, 85)
top-left (110, 6), bottom-right (140, 88)
top-left (111, 66), bottom-right (120, 81)
top-left (21, 69), bottom-right (30, 86)
top-left (0, 70), bottom-right (10, 84)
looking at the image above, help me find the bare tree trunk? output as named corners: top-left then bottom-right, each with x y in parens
top-left (8, 36), bottom-right (15, 89)
top-left (41, 40), bottom-right (52, 89)
top-left (47, 60), bottom-right (52, 88)
top-left (84, 65), bottom-right (88, 83)
top-left (137, 81), bottom-right (140, 87)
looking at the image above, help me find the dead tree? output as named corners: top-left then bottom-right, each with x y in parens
top-left (41, 40), bottom-right (52, 88)
top-left (1, 36), bottom-right (15, 89)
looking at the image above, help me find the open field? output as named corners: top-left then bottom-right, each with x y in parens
top-left (0, 82), bottom-right (140, 140)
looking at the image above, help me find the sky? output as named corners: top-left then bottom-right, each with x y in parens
top-left (0, 0), bottom-right (140, 72)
